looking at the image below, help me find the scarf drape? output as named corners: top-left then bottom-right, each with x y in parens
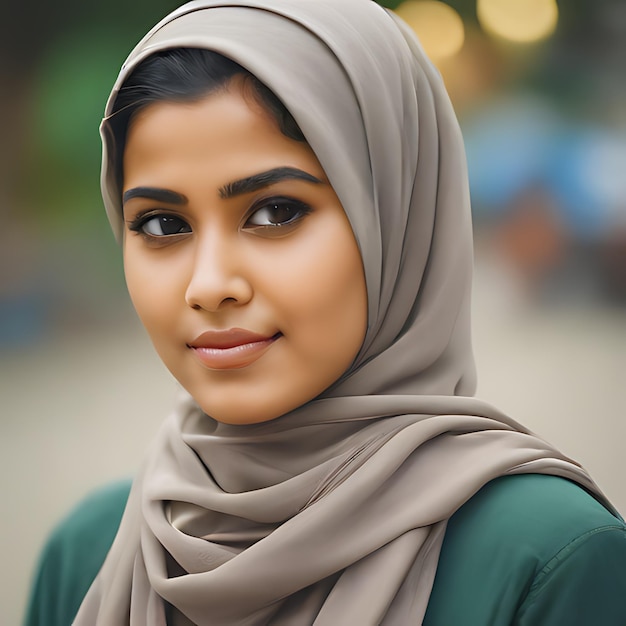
top-left (75, 1), bottom-right (613, 624)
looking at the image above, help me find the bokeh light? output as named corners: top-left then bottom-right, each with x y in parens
top-left (394, 0), bottom-right (465, 60)
top-left (477, 0), bottom-right (559, 44)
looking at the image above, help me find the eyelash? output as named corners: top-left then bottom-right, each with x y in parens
top-left (127, 213), bottom-right (190, 239)
top-left (126, 196), bottom-right (313, 240)
top-left (245, 197), bottom-right (313, 232)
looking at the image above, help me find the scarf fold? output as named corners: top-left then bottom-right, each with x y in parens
top-left (75, 1), bottom-right (613, 624)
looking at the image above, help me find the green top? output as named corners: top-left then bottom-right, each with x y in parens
top-left (424, 475), bottom-right (626, 625)
top-left (24, 475), bottom-right (626, 626)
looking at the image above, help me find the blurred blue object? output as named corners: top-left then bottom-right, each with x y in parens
top-left (462, 95), bottom-right (560, 216)
top-left (549, 128), bottom-right (626, 238)
top-left (0, 292), bottom-right (49, 350)
top-left (462, 94), bottom-right (626, 241)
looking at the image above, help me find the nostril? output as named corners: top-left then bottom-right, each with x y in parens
top-left (184, 272), bottom-right (253, 312)
top-left (187, 295), bottom-right (241, 311)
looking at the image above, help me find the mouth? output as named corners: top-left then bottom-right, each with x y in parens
top-left (187, 328), bottom-right (282, 370)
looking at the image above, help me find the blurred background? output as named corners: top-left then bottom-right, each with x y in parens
top-left (2, 0), bottom-right (625, 623)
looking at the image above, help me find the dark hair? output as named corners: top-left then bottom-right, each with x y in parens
top-left (109, 48), bottom-right (305, 186)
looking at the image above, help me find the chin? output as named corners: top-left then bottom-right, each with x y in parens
top-left (191, 387), bottom-right (309, 426)
top-left (200, 406), bottom-right (284, 426)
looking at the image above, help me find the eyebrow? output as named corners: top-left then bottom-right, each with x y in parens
top-left (122, 167), bottom-right (324, 206)
top-left (123, 187), bottom-right (187, 205)
top-left (218, 167), bottom-right (324, 199)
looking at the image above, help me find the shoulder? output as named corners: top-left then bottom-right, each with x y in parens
top-left (50, 479), bottom-right (132, 543)
top-left (425, 474), bottom-right (626, 626)
top-left (24, 479), bottom-right (131, 626)
top-left (445, 473), bottom-right (623, 557)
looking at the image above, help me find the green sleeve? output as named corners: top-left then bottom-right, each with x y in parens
top-left (424, 474), bottom-right (626, 626)
top-left (23, 479), bottom-right (131, 626)
top-left (515, 525), bottom-right (626, 625)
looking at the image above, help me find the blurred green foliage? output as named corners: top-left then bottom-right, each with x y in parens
top-left (14, 0), bottom-right (398, 229)
top-left (12, 2), bottom-right (180, 229)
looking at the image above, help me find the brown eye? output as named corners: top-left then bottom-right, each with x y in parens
top-left (245, 198), bottom-right (312, 229)
top-left (141, 215), bottom-right (191, 236)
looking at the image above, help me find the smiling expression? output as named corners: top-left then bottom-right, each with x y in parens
top-left (121, 81), bottom-right (368, 425)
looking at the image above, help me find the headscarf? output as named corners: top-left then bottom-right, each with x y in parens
top-left (76, 1), bottom-right (613, 624)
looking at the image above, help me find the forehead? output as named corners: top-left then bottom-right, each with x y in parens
top-left (122, 79), bottom-right (276, 142)
top-left (125, 82), bottom-right (270, 150)
top-left (122, 87), bottom-right (326, 190)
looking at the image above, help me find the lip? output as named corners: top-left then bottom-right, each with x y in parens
top-left (187, 328), bottom-right (281, 370)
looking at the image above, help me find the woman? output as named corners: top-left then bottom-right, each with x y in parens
top-left (25, 1), bottom-right (626, 624)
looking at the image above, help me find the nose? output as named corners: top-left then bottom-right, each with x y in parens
top-left (184, 233), bottom-right (253, 312)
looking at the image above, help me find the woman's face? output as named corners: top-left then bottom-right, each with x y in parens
top-left (122, 81), bottom-right (367, 425)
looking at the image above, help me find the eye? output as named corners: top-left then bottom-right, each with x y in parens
top-left (129, 214), bottom-right (192, 237)
top-left (244, 198), bottom-right (312, 232)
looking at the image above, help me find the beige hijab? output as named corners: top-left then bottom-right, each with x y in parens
top-left (76, 1), bottom-right (612, 624)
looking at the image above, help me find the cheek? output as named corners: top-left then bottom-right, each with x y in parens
top-left (124, 249), bottom-right (152, 321)
top-left (122, 246), bottom-right (180, 336)
top-left (271, 216), bottom-right (367, 361)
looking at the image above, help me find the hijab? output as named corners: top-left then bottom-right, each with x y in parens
top-left (76, 1), bottom-right (613, 624)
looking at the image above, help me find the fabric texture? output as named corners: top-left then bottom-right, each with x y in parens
top-left (27, 476), bottom-right (626, 625)
top-left (76, 1), bottom-right (617, 624)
